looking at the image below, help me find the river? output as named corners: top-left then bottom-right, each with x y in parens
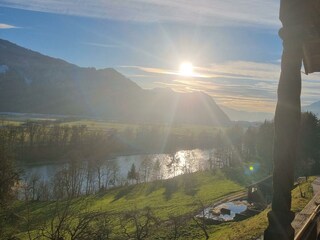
top-left (19, 148), bottom-right (220, 195)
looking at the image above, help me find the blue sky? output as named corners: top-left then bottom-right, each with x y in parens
top-left (0, 0), bottom-right (319, 112)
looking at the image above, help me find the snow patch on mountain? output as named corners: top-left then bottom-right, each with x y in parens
top-left (0, 65), bottom-right (9, 74)
top-left (24, 77), bottom-right (33, 85)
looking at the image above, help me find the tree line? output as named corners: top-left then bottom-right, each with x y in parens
top-left (1, 112), bottom-right (320, 201)
top-left (2, 112), bottom-right (320, 203)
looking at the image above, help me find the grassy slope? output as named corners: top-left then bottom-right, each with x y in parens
top-left (92, 172), bottom-right (242, 215)
top-left (12, 174), bottom-right (315, 240)
top-left (14, 171), bottom-right (243, 238)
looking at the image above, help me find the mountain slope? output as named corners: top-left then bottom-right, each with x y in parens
top-left (0, 39), bottom-right (230, 125)
top-left (303, 101), bottom-right (320, 116)
top-left (221, 106), bottom-right (274, 122)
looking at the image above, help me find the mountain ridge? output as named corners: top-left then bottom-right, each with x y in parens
top-left (221, 106), bottom-right (274, 122)
top-left (0, 38), bottom-right (230, 126)
top-left (303, 101), bottom-right (320, 116)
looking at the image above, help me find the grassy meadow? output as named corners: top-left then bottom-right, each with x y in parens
top-left (5, 172), bottom-right (315, 240)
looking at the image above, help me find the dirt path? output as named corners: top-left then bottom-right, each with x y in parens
top-left (208, 190), bottom-right (247, 209)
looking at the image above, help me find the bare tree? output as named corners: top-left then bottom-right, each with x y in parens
top-left (0, 138), bottom-right (20, 206)
top-left (139, 156), bottom-right (153, 183)
top-left (151, 158), bottom-right (162, 181)
top-left (66, 212), bottom-right (112, 240)
top-left (36, 200), bottom-right (112, 240)
top-left (192, 200), bottom-right (210, 240)
top-left (28, 172), bottom-right (41, 201)
top-left (166, 152), bottom-right (180, 177)
top-left (25, 121), bottom-right (41, 148)
top-left (38, 201), bottom-right (72, 240)
top-left (85, 159), bottom-right (96, 195)
top-left (105, 160), bottom-right (119, 189)
top-left (95, 158), bottom-right (104, 191)
top-left (165, 214), bottom-right (189, 240)
top-left (51, 155), bottom-right (85, 200)
top-left (38, 179), bottom-right (50, 201)
top-left (120, 207), bottom-right (158, 240)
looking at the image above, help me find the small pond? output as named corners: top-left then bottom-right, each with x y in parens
top-left (197, 201), bottom-right (248, 222)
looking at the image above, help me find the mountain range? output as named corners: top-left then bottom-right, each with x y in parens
top-left (0, 39), bottom-right (230, 126)
top-left (221, 101), bottom-right (320, 122)
top-left (303, 101), bottom-right (320, 116)
top-left (221, 106), bottom-right (274, 122)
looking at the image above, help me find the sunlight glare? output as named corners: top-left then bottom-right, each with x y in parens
top-left (179, 62), bottom-right (194, 77)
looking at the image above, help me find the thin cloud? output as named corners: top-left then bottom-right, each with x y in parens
top-left (0, 0), bottom-right (279, 27)
top-left (82, 42), bottom-right (120, 48)
top-left (126, 74), bottom-right (155, 78)
top-left (124, 62), bottom-right (282, 81)
top-left (132, 60), bottom-right (320, 112)
top-left (135, 66), bottom-right (177, 76)
top-left (121, 65), bottom-right (213, 78)
top-left (120, 61), bottom-right (280, 112)
top-left (156, 79), bottom-right (277, 112)
top-left (197, 61), bottom-right (281, 81)
top-left (0, 23), bottom-right (17, 29)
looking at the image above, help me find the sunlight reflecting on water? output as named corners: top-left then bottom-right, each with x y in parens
top-left (198, 201), bottom-right (248, 222)
top-left (21, 148), bottom-right (221, 191)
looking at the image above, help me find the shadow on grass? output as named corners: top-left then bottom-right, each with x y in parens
top-left (163, 179), bottom-right (179, 200)
top-left (13, 201), bottom-right (50, 214)
top-left (182, 174), bottom-right (199, 196)
top-left (145, 181), bottom-right (162, 196)
top-left (112, 185), bottom-right (135, 202)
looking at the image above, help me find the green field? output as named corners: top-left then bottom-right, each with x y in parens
top-left (61, 119), bottom-right (221, 136)
top-left (5, 172), bottom-right (315, 240)
top-left (0, 114), bottom-right (221, 135)
top-left (10, 171), bottom-right (242, 239)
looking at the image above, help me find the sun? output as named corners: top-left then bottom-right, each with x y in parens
top-left (179, 62), bottom-right (194, 77)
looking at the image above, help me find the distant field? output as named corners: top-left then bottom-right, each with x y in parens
top-left (0, 120), bottom-right (22, 126)
top-left (0, 114), bottom-right (221, 136)
top-left (64, 119), bottom-right (220, 134)
top-left (0, 114), bottom-right (56, 126)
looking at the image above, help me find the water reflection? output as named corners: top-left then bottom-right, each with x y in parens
top-left (115, 149), bottom-right (214, 181)
top-left (198, 201), bottom-right (248, 222)
top-left (20, 148), bottom-right (220, 195)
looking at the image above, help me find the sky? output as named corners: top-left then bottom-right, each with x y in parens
top-left (0, 0), bottom-right (320, 113)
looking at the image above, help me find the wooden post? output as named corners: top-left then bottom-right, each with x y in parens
top-left (264, 0), bottom-right (304, 239)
